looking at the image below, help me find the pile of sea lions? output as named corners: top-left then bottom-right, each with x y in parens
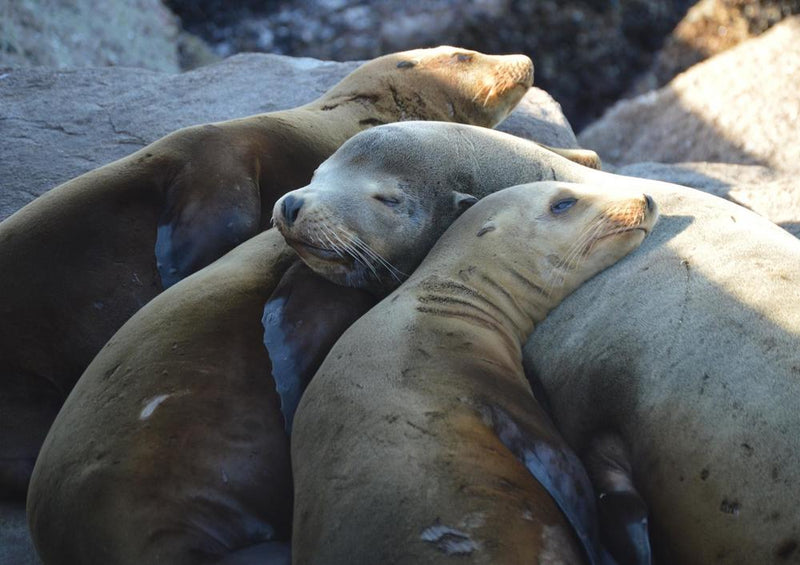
top-left (1, 46), bottom-right (798, 565)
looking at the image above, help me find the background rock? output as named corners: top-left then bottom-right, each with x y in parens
top-left (0, 52), bottom-right (578, 219)
top-left (0, 0), bottom-right (181, 72)
top-left (630, 0), bottom-right (800, 94)
top-left (579, 17), bottom-right (800, 172)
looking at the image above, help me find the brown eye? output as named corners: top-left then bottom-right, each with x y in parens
top-left (455, 53), bottom-right (473, 63)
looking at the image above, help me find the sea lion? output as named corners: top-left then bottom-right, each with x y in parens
top-left (275, 121), bottom-right (800, 563)
top-left (0, 47), bottom-right (533, 498)
top-left (290, 181), bottom-right (658, 564)
top-left (523, 185), bottom-right (800, 565)
top-left (26, 229), bottom-right (375, 565)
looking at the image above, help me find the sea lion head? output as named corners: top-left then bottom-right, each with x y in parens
top-left (273, 123), bottom-right (493, 295)
top-left (425, 180), bottom-right (660, 309)
top-left (331, 46), bottom-right (534, 128)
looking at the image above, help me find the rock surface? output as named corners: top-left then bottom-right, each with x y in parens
top-left (0, 0), bottom-right (181, 72)
top-left (617, 162), bottom-right (800, 237)
top-left (579, 16), bottom-right (800, 172)
top-left (0, 52), bottom-right (578, 222)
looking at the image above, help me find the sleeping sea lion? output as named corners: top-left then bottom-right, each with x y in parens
top-left (1, 47), bottom-right (533, 497)
top-left (26, 229), bottom-right (375, 565)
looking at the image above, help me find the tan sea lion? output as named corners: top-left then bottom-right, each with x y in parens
top-left (0, 47), bottom-right (534, 497)
top-left (290, 181), bottom-right (658, 565)
top-left (26, 229), bottom-right (375, 565)
top-left (276, 121), bottom-right (800, 563)
top-left (524, 185), bottom-right (800, 565)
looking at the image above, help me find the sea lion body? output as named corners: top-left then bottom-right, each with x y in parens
top-left (26, 229), bottom-right (375, 565)
top-left (291, 181), bottom-right (657, 565)
top-left (1, 47), bottom-right (534, 496)
top-left (276, 121), bottom-right (800, 563)
top-left (524, 185), bottom-right (800, 565)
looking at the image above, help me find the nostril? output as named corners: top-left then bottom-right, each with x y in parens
top-left (644, 194), bottom-right (654, 212)
top-left (281, 195), bottom-right (305, 227)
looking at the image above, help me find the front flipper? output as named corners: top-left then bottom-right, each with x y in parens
top-left (262, 261), bottom-right (376, 433)
top-left (584, 433), bottom-right (652, 565)
top-left (215, 541), bottom-right (290, 565)
top-left (482, 403), bottom-right (610, 565)
top-left (156, 158), bottom-right (261, 287)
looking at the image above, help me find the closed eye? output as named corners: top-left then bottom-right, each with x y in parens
top-left (455, 53), bottom-right (473, 63)
top-left (373, 195), bottom-right (402, 207)
top-left (550, 198), bottom-right (577, 214)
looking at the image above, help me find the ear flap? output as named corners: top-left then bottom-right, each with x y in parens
top-left (453, 191), bottom-right (479, 215)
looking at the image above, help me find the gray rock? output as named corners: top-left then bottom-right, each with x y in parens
top-left (618, 161), bottom-right (800, 237)
top-left (579, 16), bottom-right (800, 173)
top-left (0, 52), bottom-right (578, 221)
top-left (0, 0), bottom-right (181, 72)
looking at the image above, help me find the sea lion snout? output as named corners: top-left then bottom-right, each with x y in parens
top-left (281, 194), bottom-right (305, 227)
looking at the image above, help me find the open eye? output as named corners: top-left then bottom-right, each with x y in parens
top-left (373, 194), bottom-right (402, 207)
top-left (550, 198), bottom-right (577, 215)
top-left (454, 53), bottom-right (473, 63)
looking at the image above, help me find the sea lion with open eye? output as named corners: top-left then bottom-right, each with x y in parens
top-left (277, 120), bottom-right (800, 564)
top-left (290, 181), bottom-right (658, 565)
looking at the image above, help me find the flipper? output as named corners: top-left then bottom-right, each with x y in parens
top-left (483, 403), bottom-right (611, 565)
top-left (262, 261), bottom-right (376, 433)
top-left (584, 433), bottom-right (652, 565)
top-left (215, 541), bottom-right (290, 565)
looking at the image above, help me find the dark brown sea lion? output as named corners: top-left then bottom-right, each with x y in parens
top-left (290, 181), bottom-right (658, 564)
top-left (26, 229), bottom-right (375, 565)
top-left (0, 47), bottom-right (534, 497)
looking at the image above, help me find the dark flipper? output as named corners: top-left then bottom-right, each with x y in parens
top-left (156, 151), bottom-right (261, 287)
top-left (262, 261), bottom-right (376, 433)
top-left (584, 433), bottom-right (652, 565)
top-left (215, 541), bottom-right (290, 565)
top-left (483, 403), bottom-right (609, 565)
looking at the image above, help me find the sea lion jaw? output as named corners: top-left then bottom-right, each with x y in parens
top-left (371, 46), bottom-right (533, 128)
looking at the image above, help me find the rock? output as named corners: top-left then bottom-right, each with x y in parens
top-left (629, 0), bottom-right (800, 94)
top-left (618, 162), bottom-right (800, 237)
top-left (579, 17), bottom-right (800, 172)
top-left (0, 0), bottom-right (181, 72)
top-left (0, 51), bottom-right (578, 219)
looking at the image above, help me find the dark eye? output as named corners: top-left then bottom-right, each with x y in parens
top-left (550, 198), bottom-right (577, 214)
top-left (373, 195), bottom-right (401, 207)
top-left (455, 53), bottom-right (473, 63)
top-left (396, 60), bottom-right (416, 69)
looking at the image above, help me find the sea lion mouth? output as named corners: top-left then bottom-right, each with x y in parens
top-left (284, 236), bottom-right (351, 264)
top-left (594, 226), bottom-right (650, 242)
